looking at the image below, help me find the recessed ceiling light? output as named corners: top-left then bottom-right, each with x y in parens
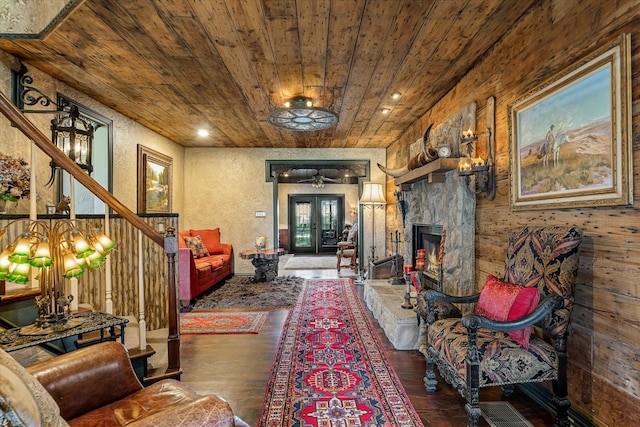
top-left (391, 92), bottom-right (401, 99)
top-left (381, 108), bottom-right (390, 114)
top-left (197, 129), bottom-right (209, 137)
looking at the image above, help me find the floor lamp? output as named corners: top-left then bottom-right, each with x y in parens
top-left (359, 183), bottom-right (386, 265)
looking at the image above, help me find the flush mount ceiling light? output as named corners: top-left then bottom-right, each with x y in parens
top-left (267, 97), bottom-right (338, 131)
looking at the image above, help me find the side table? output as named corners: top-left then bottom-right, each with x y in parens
top-left (239, 248), bottom-right (285, 282)
top-left (0, 311), bottom-right (128, 353)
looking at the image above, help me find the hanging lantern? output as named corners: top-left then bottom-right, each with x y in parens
top-left (47, 104), bottom-right (94, 186)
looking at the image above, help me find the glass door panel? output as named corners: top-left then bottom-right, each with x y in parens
top-left (319, 198), bottom-right (339, 250)
top-left (288, 195), bottom-right (343, 254)
top-left (294, 200), bottom-right (313, 250)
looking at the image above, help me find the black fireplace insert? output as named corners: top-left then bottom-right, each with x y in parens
top-left (412, 223), bottom-right (443, 290)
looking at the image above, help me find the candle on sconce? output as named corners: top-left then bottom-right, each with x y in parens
top-left (462, 128), bottom-right (476, 139)
top-left (458, 157), bottom-right (473, 173)
top-left (417, 249), bottom-right (426, 259)
top-left (404, 265), bottom-right (413, 274)
top-left (416, 259), bottom-right (425, 270)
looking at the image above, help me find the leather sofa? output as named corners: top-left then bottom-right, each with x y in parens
top-left (1, 341), bottom-right (248, 427)
top-left (178, 228), bottom-right (233, 305)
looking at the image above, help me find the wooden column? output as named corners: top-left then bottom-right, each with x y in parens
top-left (164, 227), bottom-right (181, 376)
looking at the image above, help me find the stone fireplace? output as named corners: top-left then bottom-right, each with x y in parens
top-left (363, 104), bottom-right (477, 349)
top-left (363, 171), bottom-right (475, 351)
top-left (403, 171), bottom-right (475, 298)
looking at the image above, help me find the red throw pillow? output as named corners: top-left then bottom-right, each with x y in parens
top-left (475, 275), bottom-right (540, 349)
top-left (190, 228), bottom-right (224, 255)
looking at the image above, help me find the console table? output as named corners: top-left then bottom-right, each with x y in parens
top-left (0, 311), bottom-right (128, 353)
top-left (240, 248), bottom-right (285, 282)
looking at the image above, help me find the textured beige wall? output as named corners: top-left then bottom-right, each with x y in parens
top-left (182, 148), bottom-right (386, 275)
top-left (0, 57), bottom-right (185, 218)
top-left (0, 0), bottom-right (71, 35)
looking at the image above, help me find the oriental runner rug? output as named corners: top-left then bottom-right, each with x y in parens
top-left (258, 278), bottom-right (424, 427)
top-left (180, 310), bottom-right (268, 334)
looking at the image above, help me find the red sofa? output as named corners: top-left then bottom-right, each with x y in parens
top-left (178, 228), bottom-right (233, 305)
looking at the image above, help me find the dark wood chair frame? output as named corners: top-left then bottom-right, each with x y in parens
top-left (422, 226), bottom-right (582, 427)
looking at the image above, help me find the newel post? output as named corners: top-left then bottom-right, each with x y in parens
top-left (164, 227), bottom-right (181, 376)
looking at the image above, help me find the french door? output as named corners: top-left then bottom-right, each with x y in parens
top-left (288, 195), bottom-right (344, 254)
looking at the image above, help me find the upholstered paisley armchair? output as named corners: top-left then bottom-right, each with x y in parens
top-left (423, 226), bottom-right (582, 427)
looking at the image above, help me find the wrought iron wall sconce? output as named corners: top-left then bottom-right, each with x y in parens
top-left (12, 65), bottom-right (95, 186)
top-left (458, 127), bottom-right (496, 200)
top-left (393, 188), bottom-right (408, 227)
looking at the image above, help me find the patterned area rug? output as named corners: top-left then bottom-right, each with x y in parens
top-left (192, 275), bottom-right (304, 310)
top-left (180, 311), bottom-right (268, 334)
top-left (259, 278), bottom-right (424, 426)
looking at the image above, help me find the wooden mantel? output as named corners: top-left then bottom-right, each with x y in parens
top-left (394, 158), bottom-right (460, 188)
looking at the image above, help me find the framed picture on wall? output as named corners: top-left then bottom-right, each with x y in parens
top-left (508, 33), bottom-right (632, 210)
top-left (137, 145), bottom-right (172, 213)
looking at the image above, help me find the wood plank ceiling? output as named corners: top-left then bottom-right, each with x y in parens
top-left (0, 0), bottom-right (536, 149)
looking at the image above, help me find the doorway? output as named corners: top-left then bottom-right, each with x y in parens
top-left (288, 195), bottom-right (344, 254)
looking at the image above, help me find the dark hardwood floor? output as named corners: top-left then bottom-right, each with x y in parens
top-left (178, 269), bottom-right (556, 426)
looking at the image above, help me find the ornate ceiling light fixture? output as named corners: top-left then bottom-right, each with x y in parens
top-left (267, 97), bottom-right (338, 131)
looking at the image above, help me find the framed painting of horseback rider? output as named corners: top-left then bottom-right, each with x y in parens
top-left (508, 33), bottom-right (632, 210)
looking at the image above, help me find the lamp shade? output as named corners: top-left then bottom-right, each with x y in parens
top-left (359, 183), bottom-right (386, 205)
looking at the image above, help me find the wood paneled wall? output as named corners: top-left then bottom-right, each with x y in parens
top-left (0, 215), bottom-right (178, 330)
top-left (384, 1), bottom-right (640, 426)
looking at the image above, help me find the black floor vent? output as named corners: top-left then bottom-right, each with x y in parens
top-left (480, 402), bottom-right (534, 427)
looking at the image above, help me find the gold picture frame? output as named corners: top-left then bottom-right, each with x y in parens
top-left (508, 34), bottom-right (632, 210)
top-left (137, 145), bottom-right (172, 213)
